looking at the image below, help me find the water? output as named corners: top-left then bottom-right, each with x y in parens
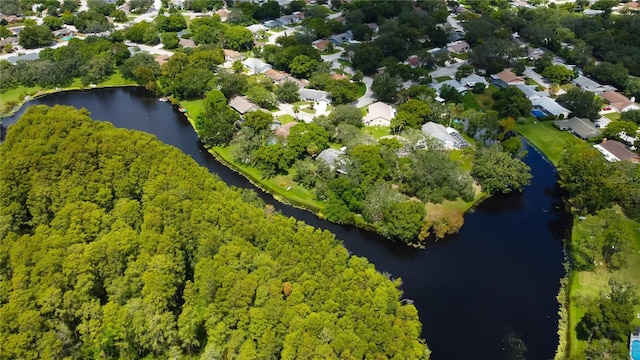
top-left (2, 87), bottom-right (570, 359)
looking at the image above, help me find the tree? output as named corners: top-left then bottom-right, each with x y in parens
top-left (129, 0), bottom-right (153, 14)
top-left (0, 25), bottom-right (12, 39)
top-left (275, 81), bottom-right (300, 103)
top-left (161, 32), bottom-right (179, 49)
top-left (557, 88), bottom-right (602, 120)
top-left (346, 144), bottom-right (388, 191)
top-left (110, 9), bottom-right (127, 22)
top-left (243, 111), bottom-right (274, 132)
top-left (454, 64), bottom-right (474, 81)
top-left (287, 122), bottom-right (329, 158)
top-left (170, 68), bottom-right (215, 100)
top-left (192, 25), bottom-right (222, 45)
top-left (471, 146), bottom-right (532, 195)
top-left (196, 89), bottom-right (240, 145)
top-left (578, 279), bottom-right (638, 341)
top-left (371, 72), bottom-right (402, 103)
top-left (439, 84), bottom-right (463, 104)
top-left (246, 86), bottom-right (278, 109)
top-left (155, 13), bottom-right (187, 32)
top-left (602, 121), bottom-right (638, 142)
top-left (328, 105), bottom-right (363, 127)
top-left (382, 201), bottom-right (425, 243)
top-left (289, 55), bottom-right (319, 79)
top-left (492, 87), bottom-right (532, 118)
top-left (18, 25), bottom-right (54, 49)
top-left (469, 38), bottom-right (522, 74)
top-left (42, 16), bottom-right (63, 30)
top-left (351, 43), bottom-right (384, 75)
top-left (215, 71), bottom-right (248, 100)
top-left (619, 109), bottom-right (640, 125)
top-left (585, 62), bottom-right (630, 89)
top-left (541, 65), bottom-right (576, 84)
top-left (326, 79), bottom-right (359, 105)
top-left (224, 26), bottom-right (254, 51)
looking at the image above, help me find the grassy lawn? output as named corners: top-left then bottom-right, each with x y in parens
top-left (180, 99), bottom-right (205, 121)
top-left (473, 85), bottom-right (497, 109)
top-left (604, 112), bottom-right (621, 121)
top-left (357, 83), bottom-right (366, 98)
top-left (213, 145), bottom-right (325, 212)
top-left (278, 114), bottom-right (295, 124)
top-left (525, 78), bottom-right (541, 87)
top-left (434, 76), bottom-right (452, 83)
top-left (363, 126), bottom-right (390, 139)
top-left (568, 212), bottom-right (640, 357)
top-left (98, 70), bottom-right (137, 87)
top-left (449, 148), bottom-right (475, 172)
top-left (337, 59), bottom-right (352, 67)
top-left (0, 85), bottom-right (42, 112)
top-left (301, 108), bottom-right (316, 114)
top-left (515, 119), bottom-right (575, 165)
top-left (463, 92), bottom-right (481, 110)
top-left (451, 52), bottom-right (468, 60)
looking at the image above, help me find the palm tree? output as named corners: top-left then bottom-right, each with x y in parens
top-left (293, 105), bottom-right (300, 121)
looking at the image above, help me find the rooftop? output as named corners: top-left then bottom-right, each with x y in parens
top-left (554, 117), bottom-right (601, 139)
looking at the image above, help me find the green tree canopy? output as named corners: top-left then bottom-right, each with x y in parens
top-left (471, 146), bottom-right (532, 195)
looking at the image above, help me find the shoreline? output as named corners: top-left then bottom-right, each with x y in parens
top-left (0, 83), bottom-right (139, 122)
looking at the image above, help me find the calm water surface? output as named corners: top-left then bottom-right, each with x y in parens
top-left (2, 87), bottom-right (570, 359)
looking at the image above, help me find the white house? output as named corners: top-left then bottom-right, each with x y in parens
top-left (364, 102), bottom-right (395, 127)
top-left (516, 84), bottom-right (549, 101)
top-left (242, 58), bottom-right (272, 74)
top-left (531, 97), bottom-right (571, 118)
top-left (421, 122), bottom-right (469, 150)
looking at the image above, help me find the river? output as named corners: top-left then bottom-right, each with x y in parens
top-left (2, 87), bottom-right (570, 359)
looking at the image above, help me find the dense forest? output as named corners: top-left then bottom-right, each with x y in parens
top-left (0, 105), bottom-right (429, 359)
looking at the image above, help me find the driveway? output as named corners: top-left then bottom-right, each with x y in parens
top-left (352, 76), bottom-right (376, 108)
top-left (524, 67), bottom-right (551, 89)
top-left (429, 60), bottom-right (467, 79)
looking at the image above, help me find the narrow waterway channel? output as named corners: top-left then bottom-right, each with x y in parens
top-left (2, 87), bottom-right (571, 359)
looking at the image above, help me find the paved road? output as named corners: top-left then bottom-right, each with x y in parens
top-left (429, 60), bottom-right (467, 79)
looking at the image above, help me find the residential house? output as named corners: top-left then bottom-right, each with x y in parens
top-left (264, 68), bottom-right (290, 84)
top-left (421, 122), bottom-right (469, 150)
top-left (274, 122), bottom-right (297, 139)
top-left (531, 97), bottom-right (571, 118)
top-left (312, 39), bottom-right (330, 51)
top-left (0, 37), bottom-right (17, 48)
top-left (431, 79), bottom-right (467, 95)
top-left (572, 76), bottom-right (616, 94)
top-left (516, 84), bottom-right (549, 101)
top-left (427, 47), bottom-right (448, 56)
top-left (294, 11), bottom-right (305, 22)
top-left (554, 117), bottom-right (601, 140)
top-left (317, 148), bottom-right (346, 173)
top-left (364, 101), bottom-right (395, 127)
top-left (52, 28), bottom-right (75, 38)
top-left (460, 74), bottom-right (489, 88)
top-left (329, 30), bottom-right (353, 45)
top-left (299, 88), bottom-right (330, 102)
top-left (246, 24), bottom-right (267, 33)
top-left (155, 54), bottom-right (171, 66)
top-left (278, 14), bottom-right (300, 25)
top-left (242, 57), bottom-right (272, 74)
top-left (448, 31), bottom-right (464, 42)
top-left (490, 69), bottom-right (525, 87)
top-left (179, 38), bottom-right (196, 48)
top-left (406, 55), bottom-right (421, 68)
top-left (0, 15), bottom-right (23, 24)
top-left (600, 91), bottom-right (640, 112)
top-left (330, 73), bottom-right (349, 81)
top-left (527, 47), bottom-right (545, 60)
top-left (446, 40), bottom-right (470, 54)
top-left (264, 19), bottom-right (283, 29)
top-left (229, 96), bottom-right (260, 114)
top-left (6, 52), bottom-right (39, 65)
top-left (216, 9), bottom-right (230, 21)
top-left (367, 23), bottom-right (379, 33)
top-left (223, 49), bottom-right (245, 62)
top-left (593, 139), bottom-right (640, 163)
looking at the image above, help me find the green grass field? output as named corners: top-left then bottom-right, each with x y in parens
top-left (180, 99), bottom-right (205, 121)
top-left (434, 76), bottom-right (452, 83)
top-left (278, 114), bottom-right (295, 124)
top-left (463, 92), bottom-right (481, 110)
top-left (363, 126), bottom-right (390, 140)
top-left (357, 83), bottom-right (366, 98)
top-left (568, 212), bottom-right (640, 357)
top-left (515, 119), bottom-right (575, 165)
top-left (604, 112), bottom-right (621, 121)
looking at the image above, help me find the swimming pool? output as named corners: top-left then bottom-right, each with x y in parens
top-left (531, 109), bottom-right (546, 118)
top-left (61, 35), bottom-right (73, 41)
top-left (632, 340), bottom-right (640, 360)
